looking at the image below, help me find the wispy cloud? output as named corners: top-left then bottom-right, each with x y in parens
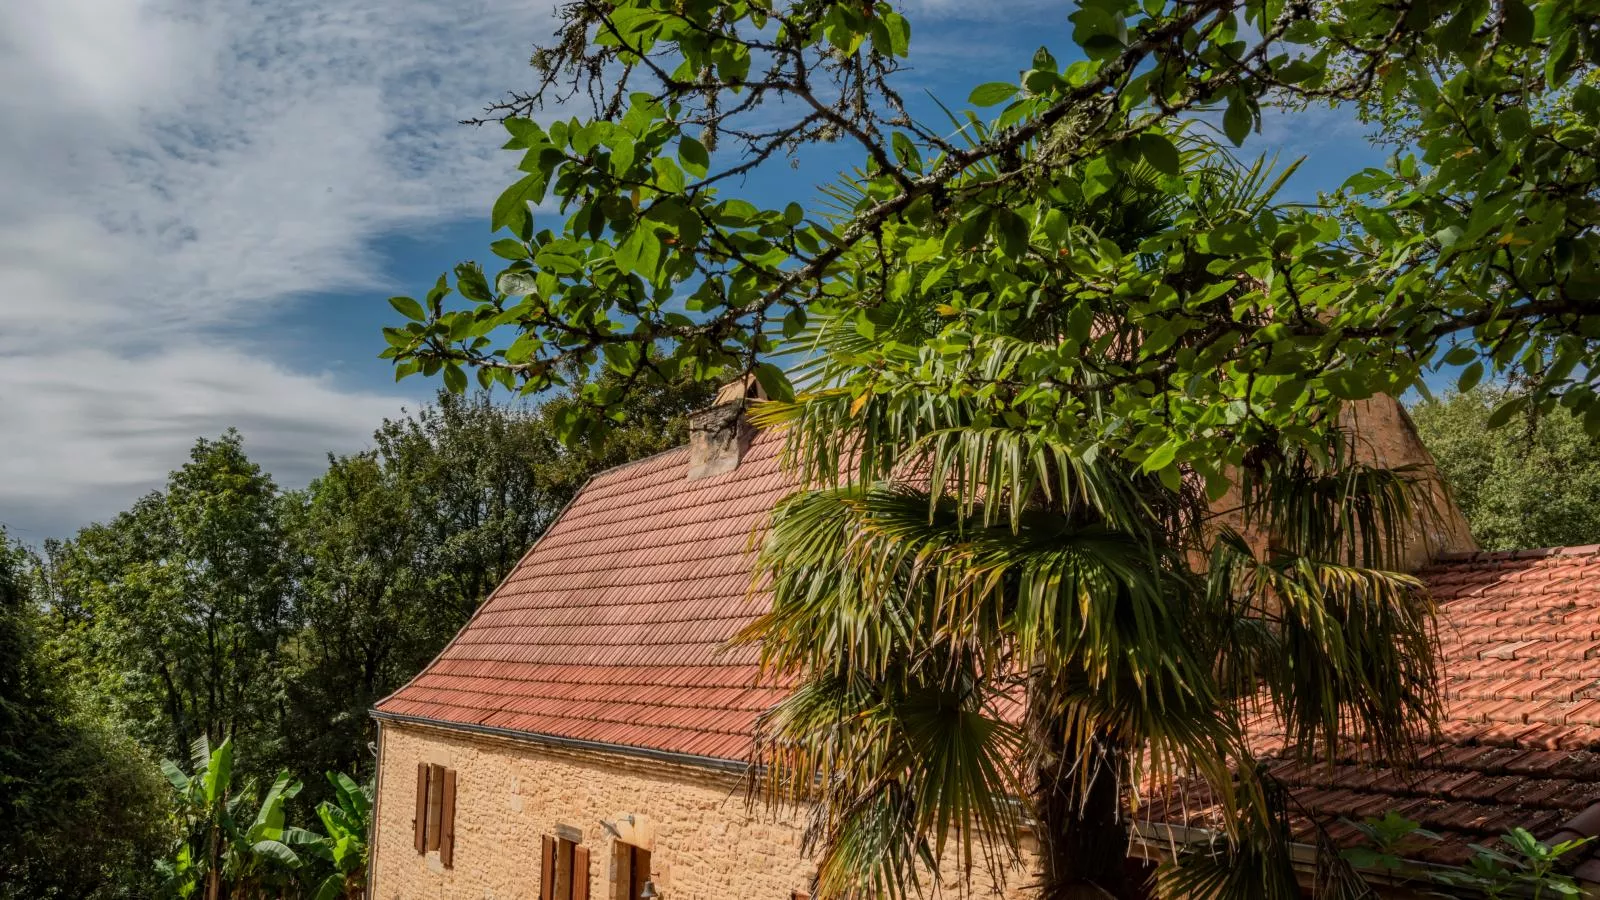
top-left (0, 0), bottom-right (557, 539)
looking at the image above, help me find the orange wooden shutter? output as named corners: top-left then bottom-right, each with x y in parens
top-left (572, 845), bottom-right (591, 900)
top-left (425, 763), bottom-right (445, 851)
top-left (439, 769), bottom-right (457, 867)
top-left (540, 834), bottom-right (556, 900)
top-left (413, 763), bottom-right (430, 853)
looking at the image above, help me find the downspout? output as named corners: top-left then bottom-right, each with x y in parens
top-left (368, 720), bottom-right (386, 899)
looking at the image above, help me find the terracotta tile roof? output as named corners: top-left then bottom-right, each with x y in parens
top-left (378, 427), bottom-right (1600, 875)
top-left (1169, 546), bottom-right (1600, 873)
top-left (374, 428), bottom-right (794, 762)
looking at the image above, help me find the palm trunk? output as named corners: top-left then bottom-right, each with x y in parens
top-left (1029, 688), bottom-right (1133, 899)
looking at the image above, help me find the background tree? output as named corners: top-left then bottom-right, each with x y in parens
top-left (14, 375), bottom-right (715, 891)
top-left (1412, 387), bottom-right (1600, 552)
top-left (49, 431), bottom-right (294, 767)
top-left (0, 528), bottom-right (169, 899)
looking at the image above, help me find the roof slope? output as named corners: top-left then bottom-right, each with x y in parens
top-left (378, 426), bottom-right (1600, 873)
top-left (375, 428), bottom-right (793, 762)
top-left (1149, 546), bottom-right (1600, 873)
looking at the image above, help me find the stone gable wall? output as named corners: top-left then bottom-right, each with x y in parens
top-left (372, 721), bottom-right (1036, 900)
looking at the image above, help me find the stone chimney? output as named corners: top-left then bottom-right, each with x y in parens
top-left (686, 376), bottom-right (765, 480)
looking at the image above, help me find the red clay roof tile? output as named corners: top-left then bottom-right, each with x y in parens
top-left (375, 429), bottom-right (794, 762)
top-left (1233, 547), bottom-right (1600, 876)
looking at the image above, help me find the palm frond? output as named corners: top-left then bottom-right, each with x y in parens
top-left (1233, 436), bottom-right (1440, 570)
top-left (1210, 530), bottom-right (1438, 764)
top-left (1154, 775), bottom-right (1302, 900)
top-left (751, 659), bottom-right (1025, 899)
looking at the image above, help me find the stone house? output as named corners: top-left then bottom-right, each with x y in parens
top-left (369, 391), bottom-right (1600, 898)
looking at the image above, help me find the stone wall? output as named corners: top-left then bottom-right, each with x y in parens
top-left (372, 720), bottom-right (1037, 900)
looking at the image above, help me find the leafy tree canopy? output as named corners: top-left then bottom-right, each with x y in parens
top-left (0, 529), bottom-right (169, 900)
top-left (1413, 386), bottom-right (1600, 551)
top-left (384, 0), bottom-right (1599, 495)
top-left (47, 431), bottom-right (294, 766)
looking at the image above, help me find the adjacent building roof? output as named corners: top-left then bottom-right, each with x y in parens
top-left (376, 418), bottom-right (1600, 876)
top-left (1146, 546), bottom-right (1600, 877)
top-left (374, 428), bottom-right (792, 763)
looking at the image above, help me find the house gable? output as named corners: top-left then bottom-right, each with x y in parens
top-left (374, 427), bottom-right (793, 763)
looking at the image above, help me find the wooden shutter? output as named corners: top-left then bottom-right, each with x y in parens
top-left (628, 847), bottom-right (650, 900)
top-left (425, 763), bottom-right (445, 851)
top-left (572, 845), bottom-right (591, 900)
top-left (540, 834), bottom-right (556, 900)
top-left (413, 763), bottom-right (430, 853)
top-left (439, 769), bottom-right (457, 868)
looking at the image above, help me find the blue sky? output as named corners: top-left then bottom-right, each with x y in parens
top-left (0, 0), bottom-right (1387, 541)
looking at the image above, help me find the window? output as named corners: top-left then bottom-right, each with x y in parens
top-left (613, 843), bottom-right (652, 900)
top-left (541, 833), bottom-right (592, 900)
top-left (412, 763), bottom-right (457, 867)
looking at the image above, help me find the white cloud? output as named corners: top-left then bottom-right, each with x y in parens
top-left (0, 0), bottom-right (558, 539)
top-left (0, 348), bottom-right (408, 540)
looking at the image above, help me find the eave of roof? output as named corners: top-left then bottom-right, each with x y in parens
top-left (372, 709), bottom-right (750, 774)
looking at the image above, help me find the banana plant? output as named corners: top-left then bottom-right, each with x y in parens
top-left (158, 736), bottom-right (315, 899)
top-left (305, 772), bottom-right (373, 900)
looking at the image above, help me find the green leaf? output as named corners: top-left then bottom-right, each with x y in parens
top-left (678, 136), bottom-right (710, 178)
top-left (311, 875), bottom-right (344, 900)
top-left (388, 296), bottom-right (426, 322)
top-left (160, 760), bottom-right (191, 794)
top-left (1223, 95), bottom-right (1253, 146)
top-left (615, 225), bottom-right (662, 278)
top-left (752, 363), bottom-right (794, 402)
top-left (454, 263), bottom-right (493, 302)
top-left (250, 840), bottom-right (303, 869)
top-left (882, 11), bottom-right (911, 56)
top-left (202, 740), bottom-right (233, 808)
top-left (1142, 441), bottom-right (1178, 473)
top-left (652, 157), bottom-right (685, 193)
top-left (496, 270), bottom-right (539, 297)
top-left (1501, 0), bottom-right (1534, 44)
top-left (1137, 133), bottom-right (1180, 175)
top-left (1323, 370), bottom-right (1371, 400)
top-left (443, 364), bottom-right (468, 394)
top-left (1487, 395), bottom-right (1527, 428)
top-left (1022, 68), bottom-right (1061, 95)
top-left (1547, 32), bottom-right (1578, 87)
top-left (490, 239), bottom-right (530, 260)
top-left (491, 172), bottom-right (546, 234)
top-left (994, 208), bottom-right (1029, 257)
top-left (891, 132), bottom-right (922, 170)
top-left (781, 306), bottom-right (807, 338)
top-left (1457, 361), bottom-right (1485, 393)
top-left (969, 82), bottom-right (1019, 107)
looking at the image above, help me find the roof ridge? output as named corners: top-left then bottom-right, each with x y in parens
top-left (1433, 544), bottom-right (1600, 564)
top-left (574, 423), bottom-right (788, 494)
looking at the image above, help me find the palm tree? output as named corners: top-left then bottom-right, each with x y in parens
top-left (738, 132), bottom-right (1441, 899)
